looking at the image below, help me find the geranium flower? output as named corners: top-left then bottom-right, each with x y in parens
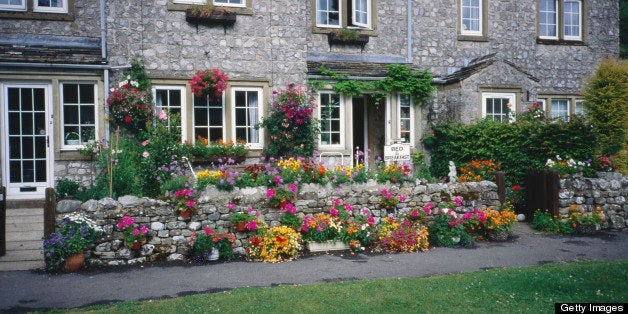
top-left (266, 188), bottom-right (276, 198)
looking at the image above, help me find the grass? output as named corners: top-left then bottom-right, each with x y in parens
top-left (58, 260), bottom-right (626, 313)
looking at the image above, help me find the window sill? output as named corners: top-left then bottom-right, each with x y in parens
top-left (312, 27), bottom-right (377, 37)
top-left (536, 38), bottom-right (586, 46)
top-left (185, 8), bottom-right (236, 27)
top-left (0, 10), bottom-right (74, 21)
top-left (457, 35), bottom-right (489, 42)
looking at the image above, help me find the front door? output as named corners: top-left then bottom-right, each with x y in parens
top-left (2, 84), bottom-right (53, 199)
top-left (352, 94), bottom-right (387, 167)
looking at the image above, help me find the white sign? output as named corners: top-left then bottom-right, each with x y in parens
top-left (384, 144), bottom-right (411, 162)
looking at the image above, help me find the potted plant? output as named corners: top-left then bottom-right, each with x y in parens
top-left (117, 215), bottom-right (149, 249)
top-left (328, 29), bottom-right (370, 47)
top-left (43, 214), bottom-right (102, 272)
top-left (187, 227), bottom-right (236, 262)
top-left (379, 188), bottom-right (405, 210)
top-left (482, 203), bottom-right (518, 241)
top-left (65, 132), bottom-right (80, 145)
top-left (185, 4), bottom-right (236, 27)
top-left (231, 210), bottom-right (256, 232)
top-left (301, 212), bottom-right (346, 252)
top-left (568, 205), bottom-right (604, 235)
top-left (172, 188), bottom-right (198, 220)
top-left (188, 68), bottom-right (229, 99)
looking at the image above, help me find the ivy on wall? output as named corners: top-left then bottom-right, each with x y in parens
top-left (309, 64), bottom-right (435, 106)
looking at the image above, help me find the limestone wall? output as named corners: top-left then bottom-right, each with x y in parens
top-left (559, 172), bottom-right (628, 230)
top-left (57, 180), bottom-right (501, 267)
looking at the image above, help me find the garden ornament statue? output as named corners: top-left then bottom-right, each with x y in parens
top-left (448, 161), bottom-right (457, 183)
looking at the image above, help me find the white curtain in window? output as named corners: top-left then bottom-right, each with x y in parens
top-left (247, 92), bottom-right (259, 144)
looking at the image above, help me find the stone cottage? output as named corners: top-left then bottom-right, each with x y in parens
top-left (0, 0), bottom-right (620, 199)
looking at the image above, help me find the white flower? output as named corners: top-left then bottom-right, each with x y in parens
top-left (556, 155), bottom-right (562, 161)
top-left (546, 159), bottom-right (555, 167)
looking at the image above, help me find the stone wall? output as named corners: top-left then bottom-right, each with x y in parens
top-left (54, 160), bottom-right (95, 188)
top-left (559, 172), bottom-right (628, 230)
top-left (58, 180), bottom-right (502, 267)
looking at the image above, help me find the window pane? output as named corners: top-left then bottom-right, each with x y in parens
top-left (317, 0), bottom-right (340, 26)
top-left (63, 84), bottom-right (78, 103)
top-left (539, 0), bottom-right (557, 37)
top-left (80, 105), bottom-right (94, 124)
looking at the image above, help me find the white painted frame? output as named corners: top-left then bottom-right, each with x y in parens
top-left (318, 91), bottom-right (345, 149)
top-left (0, 0), bottom-right (26, 11)
top-left (230, 87), bottom-right (264, 150)
top-left (152, 85), bottom-right (188, 142)
top-left (33, 0), bottom-right (68, 13)
top-left (460, 0), bottom-right (482, 36)
top-left (60, 82), bottom-right (98, 151)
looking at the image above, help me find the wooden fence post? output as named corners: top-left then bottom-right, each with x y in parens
top-left (0, 186), bottom-right (6, 257)
top-left (44, 188), bottom-right (56, 239)
top-left (548, 170), bottom-right (560, 217)
top-left (496, 171), bottom-right (506, 204)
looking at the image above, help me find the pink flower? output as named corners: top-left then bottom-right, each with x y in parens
top-left (398, 195), bottom-right (406, 202)
top-left (142, 151), bottom-right (149, 158)
top-left (380, 188), bottom-right (388, 196)
top-left (289, 183), bottom-right (298, 193)
top-left (246, 206), bottom-right (253, 213)
top-left (411, 210), bottom-right (419, 217)
top-left (158, 110), bottom-right (168, 121)
top-left (463, 212), bottom-right (472, 220)
top-left (423, 203), bottom-right (434, 214)
top-left (332, 199), bottom-right (342, 206)
top-left (266, 188), bottom-right (276, 199)
top-left (274, 176), bottom-right (283, 184)
top-left (344, 203), bottom-right (353, 211)
top-left (133, 229), bottom-right (140, 236)
top-left (281, 202), bottom-right (297, 214)
top-left (367, 216), bottom-right (375, 224)
top-left (117, 221), bottom-right (125, 230)
top-left (186, 200), bottom-right (195, 208)
top-left (245, 220), bottom-right (258, 231)
top-left (454, 196), bottom-right (463, 207)
top-left (141, 140), bottom-right (149, 146)
top-left (203, 227), bottom-right (211, 235)
top-left (448, 221), bottom-right (457, 228)
top-left (330, 208), bottom-right (339, 217)
top-left (140, 225), bottom-right (148, 234)
top-left (361, 208), bottom-right (370, 215)
top-left (227, 203), bottom-right (235, 210)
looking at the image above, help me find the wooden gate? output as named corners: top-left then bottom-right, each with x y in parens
top-left (524, 169), bottom-right (560, 220)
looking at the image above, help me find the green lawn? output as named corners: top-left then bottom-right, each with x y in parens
top-left (60, 260), bottom-right (627, 313)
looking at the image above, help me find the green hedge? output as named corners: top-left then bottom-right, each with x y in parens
top-left (428, 116), bottom-right (597, 185)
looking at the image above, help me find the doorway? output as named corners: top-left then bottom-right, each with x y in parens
top-left (1, 84), bottom-right (53, 199)
top-left (352, 94), bottom-right (386, 167)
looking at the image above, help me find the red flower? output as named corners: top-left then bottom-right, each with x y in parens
top-left (125, 116), bottom-right (132, 123)
top-left (511, 185), bottom-right (521, 191)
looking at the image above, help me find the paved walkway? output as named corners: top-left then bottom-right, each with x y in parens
top-left (0, 223), bottom-right (626, 312)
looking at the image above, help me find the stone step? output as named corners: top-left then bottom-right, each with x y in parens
top-left (6, 215), bottom-right (44, 224)
top-left (0, 260), bottom-right (44, 271)
top-left (5, 208), bottom-right (44, 216)
top-left (6, 231), bottom-right (43, 242)
top-left (5, 221), bottom-right (45, 232)
top-left (6, 240), bottom-right (42, 250)
top-left (6, 199), bottom-right (45, 209)
top-left (0, 249), bottom-right (42, 262)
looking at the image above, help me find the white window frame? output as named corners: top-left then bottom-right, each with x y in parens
top-left (318, 91), bottom-right (344, 149)
top-left (316, 0), bottom-right (342, 28)
top-left (351, 0), bottom-right (371, 29)
top-left (231, 87), bottom-right (263, 150)
top-left (550, 98), bottom-right (570, 121)
top-left (152, 85), bottom-right (187, 142)
top-left (397, 94), bottom-right (414, 146)
top-left (193, 93), bottom-right (226, 144)
top-left (460, 0), bottom-right (482, 36)
top-left (563, 0), bottom-right (582, 41)
top-left (59, 82), bottom-right (98, 150)
top-left (481, 92), bottom-right (516, 123)
top-left (539, 0), bottom-right (558, 40)
top-left (33, 0), bottom-right (68, 13)
top-left (0, 0), bottom-right (26, 11)
top-left (213, 0), bottom-right (245, 7)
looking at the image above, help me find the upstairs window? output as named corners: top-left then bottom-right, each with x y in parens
top-left (213, 0), bottom-right (244, 7)
top-left (315, 0), bottom-right (373, 30)
top-left (460, 0), bottom-right (482, 36)
top-left (0, 0), bottom-right (26, 11)
top-left (538, 0), bottom-right (582, 42)
top-left (34, 0), bottom-right (68, 13)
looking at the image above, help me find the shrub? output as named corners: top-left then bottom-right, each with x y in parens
top-left (55, 178), bottom-right (80, 199)
top-left (583, 59), bottom-right (628, 157)
top-left (188, 228), bottom-right (236, 261)
top-left (377, 217), bottom-right (429, 253)
top-left (429, 116), bottom-right (597, 185)
top-left (247, 226), bottom-right (301, 262)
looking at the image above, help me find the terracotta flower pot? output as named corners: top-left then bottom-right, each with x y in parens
top-left (235, 222), bottom-right (247, 232)
top-left (180, 210), bottom-right (191, 220)
top-left (62, 253), bottom-right (85, 273)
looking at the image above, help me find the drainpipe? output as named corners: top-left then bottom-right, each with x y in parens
top-left (100, 0), bottom-right (109, 141)
top-left (407, 0), bottom-right (412, 63)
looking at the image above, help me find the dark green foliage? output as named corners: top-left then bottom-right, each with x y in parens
top-left (583, 59), bottom-right (628, 156)
top-left (280, 213), bottom-right (303, 230)
top-left (429, 116), bottom-right (597, 185)
top-left (55, 178), bottom-right (80, 199)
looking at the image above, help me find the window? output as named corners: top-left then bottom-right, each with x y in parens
top-left (398, 94), bottom-right (413, 145)
top-left (319, 92), bottom-right (342, 147)
top-left (538, 0), bottom-right (582, 41)
top-left (563, 0), bottom-right (581, 40)
top-left (193, 95), bottom-right (224, 143)
top-left (232, 88), bottom-right (263, 149)
top-left (481, 93), bottom-right (516, 123)
top-left (315, 0), bottom-right (373, 29)
top-left (60, 83), bottom-right (96, 148)
top-left (550, 99), bottom-right (569, 121)
top-left (153, 86), bottom-right (186, 139)
top-left (34, 0), bottom-right (68, 13)
top-left (0, 0), bottom-right (26, 11)
top-left (460, 0), bottom-right (482, 36)
top-left (574, 99), bottom-right (586, 116)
